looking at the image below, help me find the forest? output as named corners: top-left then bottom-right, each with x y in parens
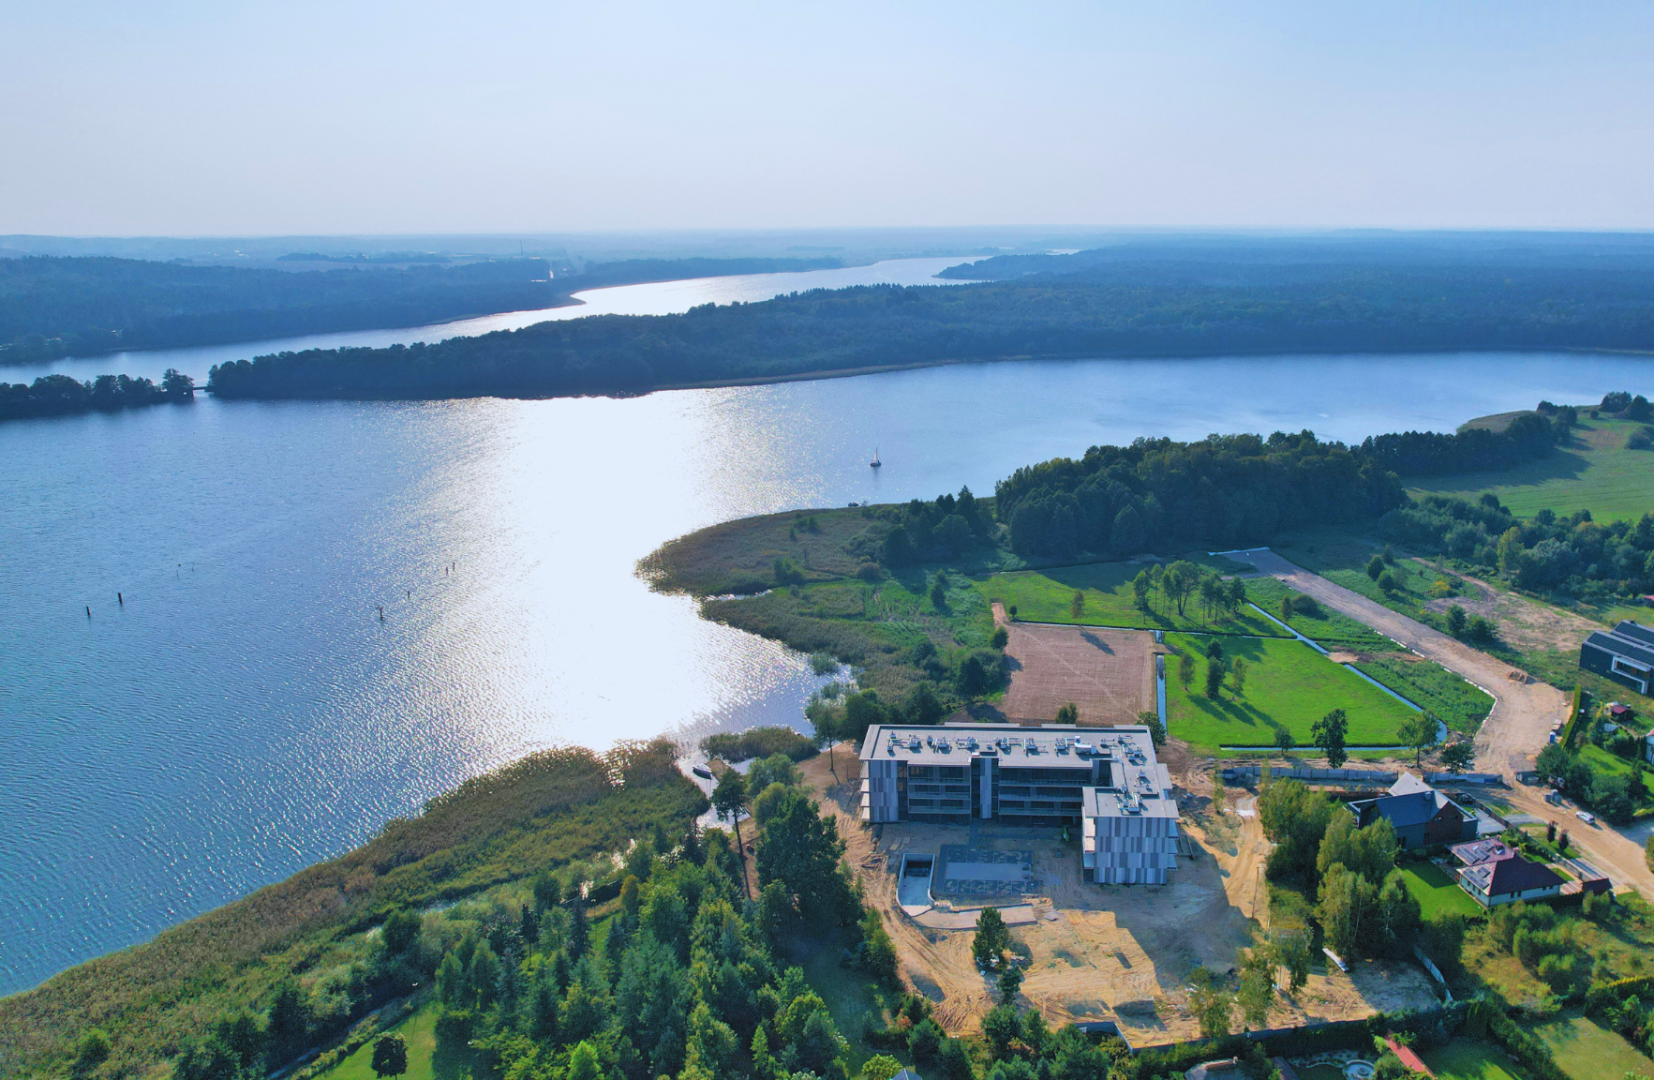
top-left (0, 256), bottom-right (563, 363)
top-left (0, 369), bottom-right (195, 420)
top-left (204, 244), bottom-right (1654, 399)
top-left (0, 255), bottom-right (853, 366)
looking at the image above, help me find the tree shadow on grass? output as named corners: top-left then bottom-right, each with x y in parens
top-left (1186, 693), bottom-right (1279, 741)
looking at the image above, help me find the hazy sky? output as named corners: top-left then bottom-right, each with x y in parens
top-left (4, 1), bottom-right (1653, 236)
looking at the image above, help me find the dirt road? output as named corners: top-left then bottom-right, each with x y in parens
top-left (1498, 784), bottom-right (1654, 896)
top-left (1228, 548), bottom-right (1567, 777)
top-left (1229, 548), bottom-right (1654, 896)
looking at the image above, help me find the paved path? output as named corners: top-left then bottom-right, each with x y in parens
top-left (1227, 548), bottom-right (1654, 896)
top-left (1226, 548), bottom-right (1566, 777)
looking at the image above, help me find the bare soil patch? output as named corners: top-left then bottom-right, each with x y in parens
top-left (800, 747), bottom-right (1440, 1045)
top-left (1417, 564), bottom-right (1604, 653)
top-left (998, 622), bottom-right (1157, 725)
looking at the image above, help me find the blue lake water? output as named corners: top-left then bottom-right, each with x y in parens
top-left (2, 261), bottom-right (1652, 993)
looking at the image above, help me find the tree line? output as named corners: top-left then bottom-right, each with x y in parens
top-left (0, 369), bottom-right (194, 420)
top-left (994, 431), bottom-right (1404, 559)
top-left (1383, 493), bottom-right (1654, 602)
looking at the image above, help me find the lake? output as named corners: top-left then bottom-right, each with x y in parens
top-left (2, 262), bottom-right (1652, 993)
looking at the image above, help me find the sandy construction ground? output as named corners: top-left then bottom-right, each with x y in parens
top-left (1418, 563), bottom-right (1606, 653)
top-left (996, 615), bottom-right (1157, 726)
top-left (803, 749), bottom-right (1439, 1044)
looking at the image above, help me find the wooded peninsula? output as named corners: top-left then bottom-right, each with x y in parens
top-left (0, 255), bottom-right (843, 365)
top-left (206, 236), bottom-right (1654, 401)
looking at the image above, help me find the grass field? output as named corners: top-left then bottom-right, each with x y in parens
top-left (1353, 654), bottom-right (1495, 735)
top-left (1420, 1039), bottom-right (1524, 1080)
top-left (1274, 536), bottom-right (1444, 622)
top-left (1162, 633), bottom-right (1419, 750)
top-left (975, 562), bottom-right (1288, 636)
top-left (1397, 861), bottom-right (1483, 920)
top-left (1243, 577), bottom-right (1402, 650)
top-left (316, 1004), bottom-right (458, 1080)
top-left (1532, 1013), bottom-right (1654, 1080)
top-left (1410, 418), bottom-right (1654, 523)
top-left (1577, 741), bottom-right (1637, 777)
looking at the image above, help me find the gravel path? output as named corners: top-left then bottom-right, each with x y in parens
top-left (1228, 548), bottom-right (1654, 896)
top-left (1227, 548), bottom-right (1566, 777)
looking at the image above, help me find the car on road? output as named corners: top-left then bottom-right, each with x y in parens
top-left (1577, 810), bottom-right (1598, 826)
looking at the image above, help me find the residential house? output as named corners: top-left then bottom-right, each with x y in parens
top-left (1347, 773), bottom-right (1477, 848)
top-left (1580, 621), bottom-right (1654, 696)
top-left (1457, 853), bottom-right (1564, 907)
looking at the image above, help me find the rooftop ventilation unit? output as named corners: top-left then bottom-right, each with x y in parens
top-left (1074, 742), bottom-right (1094, 755)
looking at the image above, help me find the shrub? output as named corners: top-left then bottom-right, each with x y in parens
top-left (1290, 594), bottom-right (1323, 617)
top-left (701, 727), bottom-right (818, 763)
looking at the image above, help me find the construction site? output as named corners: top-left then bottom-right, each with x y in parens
top-left (806, 750), bottom-right (1438, 1044)
top-left (802, 616), bottom-right (1439, 1046)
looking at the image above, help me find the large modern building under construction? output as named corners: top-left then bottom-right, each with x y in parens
top-left (859, 722), bottom-right (1180, 885)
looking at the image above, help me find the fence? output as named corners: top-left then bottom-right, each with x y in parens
top-left (1222, 766), bottom-right (1502, 786)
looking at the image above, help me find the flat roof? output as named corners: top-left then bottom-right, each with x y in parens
top-left (1083, 782), bottom-right (1178, 819)
top-left (861, 722), bottom-right (1162, 770)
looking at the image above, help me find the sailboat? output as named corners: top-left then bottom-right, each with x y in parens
top-left (870, 446), bottom-right (882, 468)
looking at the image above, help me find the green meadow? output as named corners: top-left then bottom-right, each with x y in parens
top-left (1532, 1013), bottom-right (1654, 1080)
top-left (1352, 653), bottom-right (1495, 735)
top-left (1410, 417), bottom-right (1654, 523)
top-left (1162, 633), bottom-right (1418, 750)
top-left (973, 561), bottom-right (1287, 636)
top-left (1243, 576), bottom-right (1402, 650)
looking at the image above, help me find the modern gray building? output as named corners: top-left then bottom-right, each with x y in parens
top-left (1580, 620), bottom-right (1654, 696)
top-left (859, 722), bottom-right (1180, 885)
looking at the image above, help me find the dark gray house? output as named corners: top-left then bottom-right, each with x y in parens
top-left (1580, 621), bottom-right (1654, 696)
top-left (1347, 773), bottom-right (1477, 848)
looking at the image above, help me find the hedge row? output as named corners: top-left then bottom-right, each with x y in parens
top-left (1561, 686), bottom-right (1589, 750)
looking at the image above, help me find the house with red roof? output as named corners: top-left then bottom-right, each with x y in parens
top-left (1457, 852), bottom-right (1564, 907)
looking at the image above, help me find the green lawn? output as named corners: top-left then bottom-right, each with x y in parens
top-left (975, 562), bottom-right (1287, 636)
top-left (1420, 1039), bottom-right (1524, 1080)
top-left (1397, 862), bottom-right (1483, 920)
top-left (1578, 741), bottom-right (1637, 778)
top-left (1410, 418), bottom-right (1654, 524)
top-left (1162, 633), bottom-right (1420, 750)
top-left (1243, 578), bottom-right (1401, 650)
top-left (1353, 654), bottom-right (1496, 736)
top-left (1532, 1013), bottom-right (1654, 1080)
